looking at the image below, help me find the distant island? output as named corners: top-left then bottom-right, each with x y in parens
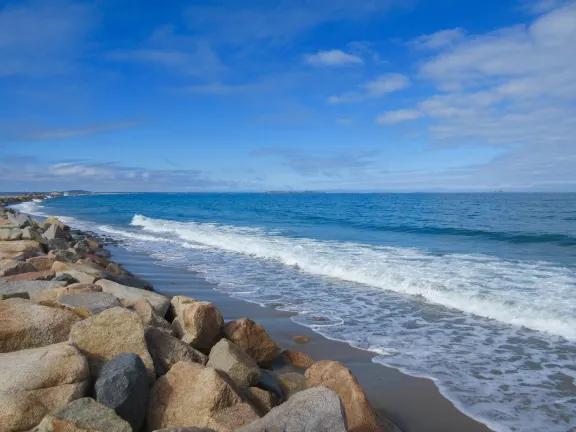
top-left (264, 191), bottom-right (326, 194)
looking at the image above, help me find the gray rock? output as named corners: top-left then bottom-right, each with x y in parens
top-left (153, 429), bottom-right (216, 432)
top-left (107, 273), bottom-right (153, 290)
top-left (43, 224), bottom-right (68, 241)
top-left (236, 387), bottom-right (348, 432)
top-left (47, 238), bottom-right (70, 251)
top-left (106, 262), bottom-right (134, 277)
top-left (0, 228), bottom-right (23, 241)
top-left (96, 279), bottom-right (168, 316)
top-left (95, 353), bottom-right (149, 431)
top-left (38, 397), bottom-right (132, 432)
top-left (20, 226), bottom-right (42, 241)
top-left (52, 273), bottom-right (80, 284)
top-left (207, 339), bottom-right (261, 390)
top-left (145, 327), bottom-right (208, 376)
top-left (275, 372), bottom-right (307, 400)
top-left (8, 213), bottom-right (33, 228)
top-left (57, 292), bottom-right (123, 318)
top-left (257, 370), bottom-right (283, 400)
top-left (54, 249), bottom-right (81, 261)
top-left (73, 239), bottom-right (91, 253)
top-left (0, 259), bottom-right (36, 277)
top-left (0, 278), bottom-right (68, 297)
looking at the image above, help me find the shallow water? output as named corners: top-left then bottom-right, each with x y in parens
top-left (13, 193), bottom-right (576, 432)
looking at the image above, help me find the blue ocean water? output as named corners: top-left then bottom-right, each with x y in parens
top-left (15, 193), bottom-right (576, 432)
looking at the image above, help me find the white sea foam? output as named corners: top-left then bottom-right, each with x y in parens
top-left (131, 214), bottom-right (576, 341)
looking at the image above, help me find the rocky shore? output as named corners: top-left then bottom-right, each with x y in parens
top-left (0, 196), bottom-right (395, 432)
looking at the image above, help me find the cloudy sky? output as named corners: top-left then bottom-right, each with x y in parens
top-left (1, 0), bottom-right (575, 192)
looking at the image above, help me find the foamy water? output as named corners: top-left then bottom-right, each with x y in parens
top-left (12, 198), bottom-right (576, 432)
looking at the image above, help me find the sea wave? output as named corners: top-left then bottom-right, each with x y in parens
top-left (131, 214), bottom-right (576, 340)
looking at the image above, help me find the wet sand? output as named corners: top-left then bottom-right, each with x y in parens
top-left (111, 245), bottom-right (493, 432)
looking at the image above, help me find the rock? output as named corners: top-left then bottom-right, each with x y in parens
top-left (69, 307), bottom-right (156, 381)
top-left (293, 335), bottom-right (310, 345)
top-left (43, 216), bottom-right (68, 231)
top-left (275, 373), bottom-right (307, 400)
top-left (0, 258), bottom-right (36, 276)
top-left (57, 292), bottom-right (123, 318)
top-left (43, 224), bottom-right (68, 241)
top-left (85, 237), bottom-right (102, 249)
top-left (145, 327), bottom-right (208, 376)
top-left (21, 226), bottom-right (43, 242)
top-left (147, 361), bottom-right (259, 432)
top-left (27, 255), bottom-right (56, 271)
top-left (5, 270), bottom-right (55, 281)
top-left (73, 239), bottom-right (91, 254)
top-left (107, 273), bottom-right (153, 290)
top-left (52, 261), bottom-right (103, 284)
top-left (235, 387), bottom-right (347, 432)
top-left (170, 295), bottom-right (197, 318)
top-left (257, 370), bottom-right (283, 400)
top-left (172, 302), bottom-right (223, 354)
top-left (0, 279), bottom-right (67, 301)
top-left (106, 262), bottom-right (134, 277)
top-left (52, 273), bottom-right (79, 284)
top-left (0, 240), bottom-right (44, 259)
top-left (0, 228), bottom-right (23, 241)
top-left (37, 397), bottom-right (132, 432)
top-left (0, 298), bottom-right (81, 353)
top-left (128, 298), bottom-right (174, 334)
top-left (223, 318), bottom-right (278, 366)
top-left (0, 292), bottom-right (29, 300)
top-left (30, 283), bottom-right (101, 307)
top-left (153, 429), bottom-right (215, 432)
top-left (96, 279), bottom-right (169, 316)
top-left (305, 360), bottom-right (380, 432)
top-left (8, 213), bottom-right (33, 228)
top-left (47, 238), bottom-right (70, 251)
top-left (279, 350), bottom-right (315, 369)
top-left (245, 387), bottom-right (276, 416)
top-left (207, 339), bottom-right (261, 390)
top-left (0, 343), bottom-right (89, 431)
top-left (95, 353), bottom-right (149, 431)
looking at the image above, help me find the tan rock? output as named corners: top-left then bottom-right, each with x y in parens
top-left (27, 255), bottom-right (56, 271)
top-left (145, 328), bottom-right (208, 376)
top-left (279, 350), bottom-right (315, 369)
top-left (207, 339), bottom-right (261, 390)
top-left (0, 299), bottom-right (81, 353)
top-left (6, 270), bottom-right (54, 281)
top-left (170, 295), bottom-right (197, 317)
top-left (305, 360), bottom-right (381, 432)
top-left (57, 292), bottom-right (123, 318)
top-left (42, 216), bottom-right (68, 231)
top-left (147, 361), bottom-right (259, 432)
top-left (172, 302), bottom-right (223, 353)
top-left (0, 343), bottom-right (89, 431)
top-left (30, 283), bottom-right (101, 307)
top-left (245, 387), bottom-right (275, 415)
top-left (128, 298), bottom-right (174, 335)
top-left (293, 335), bottom-right (311, 344)
top-left (0, 259), bottom-right (36, 277)
top-left (222, 318), bottom-right (278, 365)
top-left (52, 261), bottom-right (102, 284)
top-left (69, 307), bottom-right (155, 382)
top-left (0, 240), bottom-right (43, 259)
top-left (96, 279), bottom-right (170, 317)
top-left (37, 397), bottom-right (131, 432)
top-left (275, 372), bottom-right (307, 400)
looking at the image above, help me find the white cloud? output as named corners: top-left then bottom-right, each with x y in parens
top-left (411, 28), bottom-right (465, 49)
top-left (376, 109), bottom-right (422, 124)
top-left (329, 73), bottom-right (410, 104)
top-left (305, 49), bottom-right (363, 66)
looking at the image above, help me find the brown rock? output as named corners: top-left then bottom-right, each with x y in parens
top-left (145, 327), bottom-right (208, 376)
top-left (0, 343), bottom-right (89, 431)
top-left (279, 350), bottom-right (315, 369)
top-left (245, 387), bottom-right (275, 416)
top-left (305, 360), bottom-right (381, 432)
top-left (30, 283), bottom-right (101, 307)
top-left (27, 256), bottom-right (56, 271)
top-left (96, 279), bottom-right (170, 317)
top-left (222, 318), bottom-right (278, 366)
top-left (275, 372), bottom-right (307, 400)
top-left (42, 216), bottom-right (68, 231)
top-left (5, 270), bottom-right (54, 281)
top-left (207, 339), bottom-right (261, 390)
top-left (69, 307), bottom-right (156, 382)
top-left (147, 361), bottom-right (259, 432)
top-left (57, 292), bottom-right (123, 318)
top-left (293, 335), bottom-right (311, 344)
top-left (172, 302), bottom-right (223, 354)
top-left (128, 298), bottom-right (174, 335)
top-left (170, 295), bottom-right (197, 318)
top-left (0, 298), bottom-right (81, 353)
top-left (52, 261), bottom-right (102, 284)
top-left (37, 397), bottom-right (131, 432)
top-left (0, 259), bottom-right (36, 277)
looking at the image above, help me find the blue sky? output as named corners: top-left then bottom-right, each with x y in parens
top-left (0, 0), bottom-right (575, 192)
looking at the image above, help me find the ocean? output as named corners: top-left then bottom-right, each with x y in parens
top-left (13, 193), bottom-right (576, 432)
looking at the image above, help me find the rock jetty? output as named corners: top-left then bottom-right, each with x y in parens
top-left (0, 196), bottom-right (394, 432)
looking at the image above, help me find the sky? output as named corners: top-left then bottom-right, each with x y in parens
top-left (0, 0), bottom-right (575, 192)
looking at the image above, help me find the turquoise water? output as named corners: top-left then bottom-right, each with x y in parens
top-left (15, 193), bottom-right (576, 432)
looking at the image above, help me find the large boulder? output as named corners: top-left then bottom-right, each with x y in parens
top-left (37, 397), bottom-right (132, 432)
top-left (0, 279), bottom-right (67, 300)
top-left (5, 270), bottom-right (54, 281)
top-left (172, 302), bottom-right (223, 353)
top-left (30, 283), bottom-right (101, 307)
top-left (69, 307), bottom-right (156, 382)
top-left (7, 213), bottom-right (33, 229)
top-left (43, 216), bottom-right (68, 231)
top-left (42, 224), bottom-right (68, 241)
top-left (222, 318), bottom-right (278, 365)
top-left (0, 298), bottom-right (81, 353)
top-left (170, 295), bottom-right (197, 318)
top-left (245, 387), bottom-right (276, 416)
top-left (147, 361), bottom-right (259, 432)
top-left (207, 339), bottom-right (260, 390)
top-left (305, 360), bottom-right (380, 432)
top-left (95, 353), bottom-right (149, 431)
top-left (0, 343), bottom-right (89, 432)
top-left (96, 279), bottom-right (169, 316)
top-left (57, 292), bottom-right (123, 318)
top-left (279, 350), bottom-right (315, 370)
top-left (128, 298), bottom-right (174, 334)
top-left (52, 261), bottom-right (103, 284)
top-left (20, 226), bottom-right (43, 242)
top-left (0, 228), bottom-right (22, 241)
top-left (236, 387), bottom-right (348, 432)
top-left (0, 259), bottom-right (36, 277)
top-left (153, 429), bottom-right (215, 432)
top-left (275, 373), bottom-right (307, 400)
top-left (27, 255), bottom-right (56, 271)
top-left (145, 327), bottom-right (207, 376)
top-left (0, 240), bottom-right (43, 259)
